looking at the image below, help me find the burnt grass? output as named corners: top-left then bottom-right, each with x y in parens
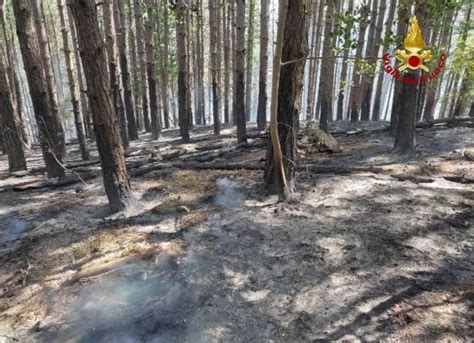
top-left (0, 122), bottom-right (473, 342)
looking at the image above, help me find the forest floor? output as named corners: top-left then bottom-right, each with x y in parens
top-left (0, 122), bottom-right (473, 342)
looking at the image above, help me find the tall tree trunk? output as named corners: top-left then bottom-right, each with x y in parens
top-left (209, 0), bottom-right (221, 135)
top-left (57, 0), bottom-right (89, 161)
top-left (32, 0), bottom-right (66, 157)
top-left (185, 4), bottom-right (193, 128)
top-left (69, 0), bottom-right (132, 213)
top-left (68, 7), bottom-right (92, 138)
top-left (390, 0), bottom-right (412, 132)
top-left (115, 0), bottom-right (138, 140)
top-left (348, 1), bottom-right (370, 124)
top-left (264, 0), bottom-right (307, 196)
top-left (373, 0), bottom-right (397, 121)
top-left (144, 0), bottom-right (160, 140)
top-left (0, 0), bottom-right (28, 146)
top-left (311, 0), bottom-right (325, 121)
top-left (127, 0), bottom-right (140, 132)
top-left (134, 0), bottom-right (150, 132)
top-left (235, 0), bottom-right (247, 143)
top-left (176, 0), bottom-right (190, 142)
top-left (257, 0), bottom-right (269, 131)
top-left (231, 0), bottom-right (237, 124)
top-left (13, 0), bottom-right (65, 178)
top-left (161, 0), bottom-right (170, 129)
top-left (336, 0), bottom-right (355, 121)
top-left (394, 72), bottom-right (417, 153)
top-left (305, 8), bottom-right (319, 121)
top-left (319, 0), bottom-right (340, 131)
top-left (245, 0), bottom-right (255, 122)
top-left (360, 0), bottom-right (384, 121)
top-left (103, 0), bottom-right (129, 148)
top-left (451, 4), bottom-right (472, 118)
top-left (0, 57), bottom-right (27, 172)
top-left (198, 0), bottom-right (206, 126)
top-left (223, 0), bottom-right (231, 124)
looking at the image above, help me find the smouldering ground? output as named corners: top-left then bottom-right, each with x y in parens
top-left (0, 123), bottom-right (473, 342)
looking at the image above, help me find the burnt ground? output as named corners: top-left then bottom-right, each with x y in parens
top-left (0, 122), bottom-right (473, 342)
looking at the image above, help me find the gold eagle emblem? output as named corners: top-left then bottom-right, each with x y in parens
top-left (395, 16), bottom-right (433, 72)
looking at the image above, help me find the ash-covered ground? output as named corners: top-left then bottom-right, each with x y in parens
top-left (0, 122), bottom-right (473, 342)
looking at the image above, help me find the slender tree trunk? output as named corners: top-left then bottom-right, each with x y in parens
top-left (235, 0), bottom-right (247, 143)
top-left (360, 0), bottom-right (384, 121)
top-left (103, 0), bottom-right (129, 148)
top-left (245, 0), bottom-right (255, 122)
top-left (134, 0), bottom-right (150, 132)
top-left (198, 0), bottom-right (206, 126)
top-left (32, 0), bottom-right (66, 157)
top-left (126, 0), bottom-right (140, 132)
top-left (115, 0), bottom-right (138, 140)
top-left (390, 0), bottom-right (412, 131)
top-left (176, 0), bottom-right (190, 142)
top-left (311, 0), bottom-right (325, 121)
top-left (348, 2), bottom-right (370, 124)
top-left (67, 8), bottom-right (92, 138)
top-left (223, 1), bottom-right (231, 124)
top-left (373, 0), bottom-right (397, 121)
top-left (257, 0), bottom-right (269, 131)
top-left (209, 0), bottom-right (221, 135)
top-left (305, 8), bottom-right (319, 121)
top-left (144, 0), bottom-right (160, 140)
top-left (394, 71), bottom-right (417, 153)
top-left (69, 0), bottom-right (132, 213)
top-left (319, 0), bottom-right (340, 131)
top-left (185, 4), bottom-right (193, 128)
top-left (264, 0), bottom-right (307, 197)
top-left (0, 57), bottom-right (27, 172)
top-left (13, 0), bottom-right (65, 178)
top-left (336, 0), bottom-right (354, 121)
top-left (161, 0), bottom-right (170, 129)
top-left (452, 4), bottom-right (472, 118)
top-left (231, 0), bottom-right (237, 124)
top-left (57, 0), bottom-right (89, 161)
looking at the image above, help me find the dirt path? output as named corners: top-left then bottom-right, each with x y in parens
top-left (0, 123), bottom-right (473, 342)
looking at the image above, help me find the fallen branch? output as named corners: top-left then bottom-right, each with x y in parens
top-left (63, 246), bottom-right (162, 285)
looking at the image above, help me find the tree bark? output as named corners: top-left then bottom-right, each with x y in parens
top-left (264, 0), bottom-right (307, 196)
top-left (245, 0), bottom-right (255, 122)
top-left (257, 0), bottom-right (269, 131)
top-left (115, 0), bottom-right (138, 140)
top-left (103, 0), bottom-right (129, 148)
top-left (394, 72), bottom-right (417, 154)
top-left (57, 0), bottom-right (89, 161)
top-left (223, 0), bottom-right (231, 124)
top-left (235, 0), bottom-right (247, 143)
top-left (32, 0), bottom-right (66, 157)
top-left (134, 0), bottom-right (150, 132)
top-left (69, 0), bottom-right (132, 213)
top-left (176, 0), bottom-right (190, 142)
top-left (0, 57), bottom-right (27, 172)
top-left (13, 0), bottom-right (65, 178)
top-left (319, 0), bottom-right (340, 131)
top-left (127, 0), bottom-right (140, 132)
top-left (144, 0), bottom-right (160, 140)
top-left (209, 0), bottom-right (221, 136)
top-left (348, 2), bottom-right (370, 123)
top-left (161, 0), bottom-right (171, 129)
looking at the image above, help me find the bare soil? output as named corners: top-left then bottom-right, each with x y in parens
top-left (0, 122), bottom-right (473, 342)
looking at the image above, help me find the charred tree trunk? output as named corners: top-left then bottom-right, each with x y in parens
top-left (235, 0), bottom-right (247, 143)
top-left (57, 0), bottom-right (89, 161)
top-left (209, 0), bottom-right (221, 135)
top-left (134, 0), bottom-right (150, 132)
top-left (115, 0), bottom-right (138, 141)
top-left (319, 0), bottom-right (340, 131)
top-left (245, 0), bottom-right (255, 122)
top-left (69, 0), bottom-right (132, 213)
top-left (144, 0), bottom-right (160, 140)
top-left (103, 0), bottom-right (129, 148)
top-left (264, 0), bottom-right (307, 195)
top-left (257, 0), bottom-right (269, 131)
top-left (394, 72), bottom-right (417, 154)
top-left (176, 0), bottom-right (190, 142)
top-left (0, 58), bottom-right (27, 172)
top-left (13, 0), bottom-right (65, 178)
top-left (32, 0), bottom-right (66, 158)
